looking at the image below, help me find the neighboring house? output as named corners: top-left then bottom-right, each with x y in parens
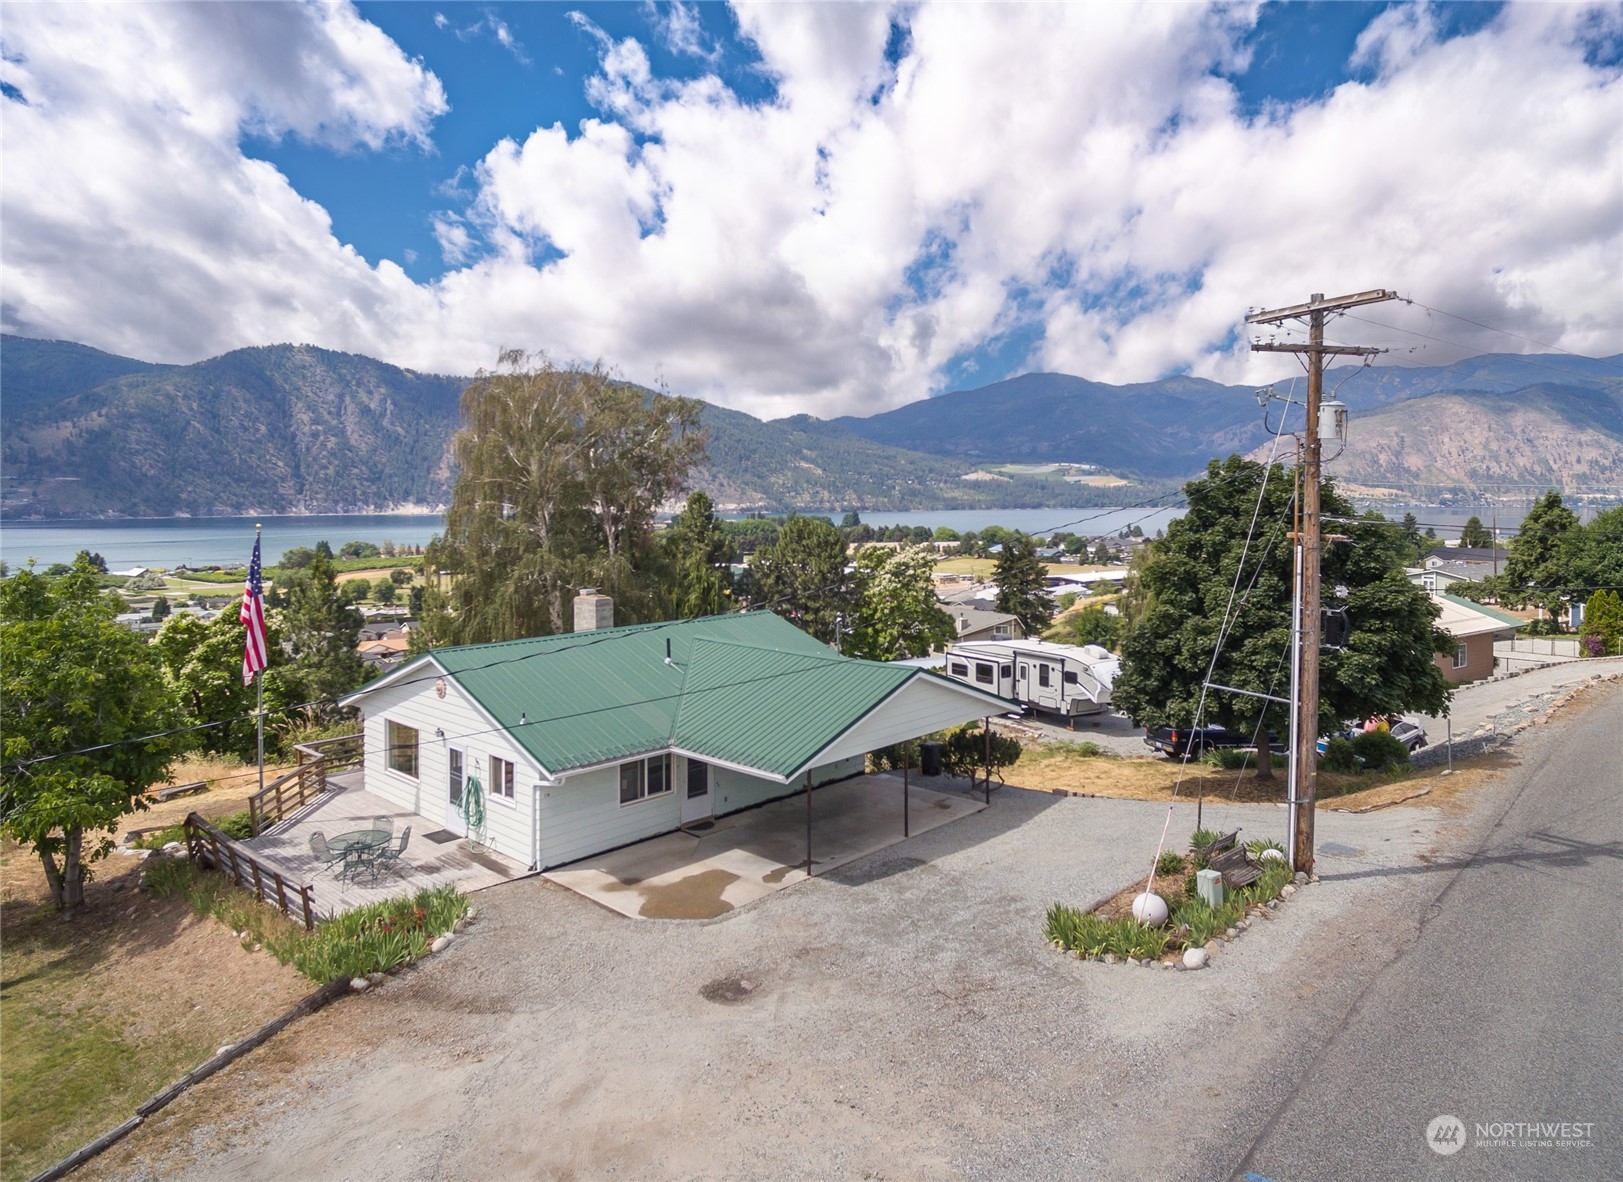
top-left (948, 608), bottom-right (1023, 645)
top-left (1431, 593), bottom-right (1525, 684)
top-left (938, 582), bottom-right (998, 607)
top-left (358, 631), bottom-right (411, 671)
top-left (1424, 546), bottom-right (1509, 570)
top-left (1408, 563), bottom-right (1480, 594)
top-left (340, 594), bottom-right (1010, 872)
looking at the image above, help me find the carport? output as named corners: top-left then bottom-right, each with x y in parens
top-left (545, 771), bottom-right (987, 919)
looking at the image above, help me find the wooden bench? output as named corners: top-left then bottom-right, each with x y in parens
top-left (153, 781), bottom-right (208, 802)
top-left (1209, 845), bottom-right (1263, 889)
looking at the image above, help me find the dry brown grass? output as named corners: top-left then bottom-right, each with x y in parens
top-left (1006, 743), bottom-right (1509, 814)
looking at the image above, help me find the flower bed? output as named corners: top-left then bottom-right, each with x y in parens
top-left (1044, 832), bottom-right (1298, 967)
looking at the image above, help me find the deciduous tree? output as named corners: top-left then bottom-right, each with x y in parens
top-left (284, 553), bottom-right (365, 706)
top-left (1112, 457), bottom-right (1452, 779)
top-left (844, 545), bottom-right (954, 660)
top-left (154, 609), bottom-right (298, 762)
top-left (1, 559), bottom-right (180, 912)
top-left (423, 353), bottom-right (704, 643)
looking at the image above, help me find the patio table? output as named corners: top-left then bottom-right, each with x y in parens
top-left (329, 828), bottom-right (391, 881)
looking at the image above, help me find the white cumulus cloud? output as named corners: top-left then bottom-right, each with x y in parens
top-left (1, 1), bottom-right (1618, 420)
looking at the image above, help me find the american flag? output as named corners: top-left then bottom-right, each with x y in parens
top-left (241, 536), bottom-right (268, 686)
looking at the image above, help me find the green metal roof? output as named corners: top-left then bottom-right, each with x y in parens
top-left (1440, 594), bottom-right (1527, 629)
top-left (388, 612), bottom-right (936, 780)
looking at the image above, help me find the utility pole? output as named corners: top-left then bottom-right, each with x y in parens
top-left (1247, 289), bottom-right (1394, 873)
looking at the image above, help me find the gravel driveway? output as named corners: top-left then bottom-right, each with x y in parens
top-left (89, 772), bottom-right (1456, 1181)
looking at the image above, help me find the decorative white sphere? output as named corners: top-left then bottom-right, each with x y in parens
top-left (1131, 891), bottom-right (1169, 927)
top-left (1260, 847), bottom-right (1286, 862)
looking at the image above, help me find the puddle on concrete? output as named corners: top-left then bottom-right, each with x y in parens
top-left (637, 867), bottom-right (740, 919)
top-left (700, 975), bottom-right (759, 1004)
top-left (762, 865), bottom-right (795, 884)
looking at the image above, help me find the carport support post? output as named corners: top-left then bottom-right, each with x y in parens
top-left (903, 743), bottom-right (910, 838)
top-left (983, 717), bottom-right (991, 805)
top-left (805, 770), bottom-right (813, 877)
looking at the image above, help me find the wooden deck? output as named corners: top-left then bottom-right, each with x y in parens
top-left (243, 772), bottom-right (527, 918)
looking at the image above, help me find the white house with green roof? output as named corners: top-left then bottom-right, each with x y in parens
top-left (340, 603), bottom-right (1011, 871)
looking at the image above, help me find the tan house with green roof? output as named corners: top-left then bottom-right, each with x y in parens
top-left (341, 601), bottom-right (1010, 872)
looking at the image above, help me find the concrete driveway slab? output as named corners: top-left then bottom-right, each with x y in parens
top-left (544, 773), bottom-right (986, 919)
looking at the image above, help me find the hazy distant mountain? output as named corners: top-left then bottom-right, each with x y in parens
top-left (0, 336), bottom-right (1142, 518)
top-left (3, 333), bottom-right (1616, 518)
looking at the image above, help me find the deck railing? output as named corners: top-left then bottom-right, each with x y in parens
top-left (247, 733), bottom-right (363, 837)
top-left (184, 813), bottom-right (317, 929)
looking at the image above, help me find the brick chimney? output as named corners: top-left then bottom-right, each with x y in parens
top-left (573, 588), bottom-right (614, 632)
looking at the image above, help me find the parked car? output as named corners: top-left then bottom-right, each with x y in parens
top-left (1316, 716), bottom-right (1428, 756)
top-left (1143, 724), bottom-right (1282, 759)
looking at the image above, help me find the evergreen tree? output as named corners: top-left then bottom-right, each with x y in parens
top-left (1504, 490), bottom-right (1579, 621)
top-left (1, 558), bottom-right (180, 911)
top-left (993, 534), bottom-right (1054, 635)
top-left (422, 352), bottom-right (704, 644)
top-left (1458, 516), bottom-right (1493, 549)
top-left (1400, 512), bottom-right (1425, 563)
top-left (664, 491), bottom-right (736, 618)
top-left (748, 516), bottom-right (852, 645)
top-left (1112, 457), bottom-right (1451, 777)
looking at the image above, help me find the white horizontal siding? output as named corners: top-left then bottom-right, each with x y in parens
top-left (352, 671), bottom-right (541, 867)
top-left (807, 677), bottom-right (996, 769)
top-left (540, 764), bottom-right (680, 868)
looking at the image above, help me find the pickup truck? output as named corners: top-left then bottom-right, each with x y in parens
top-left (1144, 725), bottom-right (1280, 759)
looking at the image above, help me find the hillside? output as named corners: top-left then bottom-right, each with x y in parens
top-left (4, 333), bottom-right (1617, 518)
top-left (1323, 383), bottom-right (1623, 499)
top-left (0, 336), bottom-right (1147, 518)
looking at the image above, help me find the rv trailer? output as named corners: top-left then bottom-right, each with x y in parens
top-left (942, 638), bottom-right (1120, 718)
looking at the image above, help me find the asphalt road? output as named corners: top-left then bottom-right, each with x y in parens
top-left (1230, 685), bottom-right (1623, 1181)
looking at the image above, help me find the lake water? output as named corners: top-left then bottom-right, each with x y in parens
top-left (0, 502), bottom-right (1540, 570)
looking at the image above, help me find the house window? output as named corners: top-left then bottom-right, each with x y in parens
top-left (993, 624), bottom-right (1012, 638)
top-left (1453, 642), bottom-right (1469, 670)
top-left (490, 755), bottom-right (515, 799)
top-left (619, 753), bottom-right (674, 805)
top-left (974, 662), bottom-right (995, 685)
top-left (949, 661), bottom-right (969, 678)
top-left (1423, 573), bottom-right (1437, 592)
top-left (386, 720), bottom-right (419, 778)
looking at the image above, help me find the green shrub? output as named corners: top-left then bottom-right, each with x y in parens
top-left (1204, 747), bottom-right (1252, 770)
top-left (1320, 736), bottom-right (1360, 773)
top-left (132, 823), bottom-right (188, 850)
top-left (1350, 730), bottom-right (1409, 771)
top-left (141, 855), bottom-right (199, 895)
top-left (1190, 828), bottom-right (1220, 852)
top-left (1155, 851), bottom-right (1186, 877)
top-left (215, 810), bottom-right (255, 840)
top-left (941, 722), bottom-right (1022, 781)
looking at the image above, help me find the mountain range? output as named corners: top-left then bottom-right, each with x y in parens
top-left (2, 333), bottom-right (1618, 519)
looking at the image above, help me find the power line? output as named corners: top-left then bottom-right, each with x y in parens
top-left (1401, 297), bottom-right (1623, 368)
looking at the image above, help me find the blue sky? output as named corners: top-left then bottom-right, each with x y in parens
top-left (2, 1), bottom-right (1618, 418)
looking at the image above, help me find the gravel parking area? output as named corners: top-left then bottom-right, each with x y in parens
top-left (87, 776), bottom-right (1455, 1182)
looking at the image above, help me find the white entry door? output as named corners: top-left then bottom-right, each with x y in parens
top-left (681, 757), bottom-right (713, 824)
top-left (446, 748), bottom-right (468, 835)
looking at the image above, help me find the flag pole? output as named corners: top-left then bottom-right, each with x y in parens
top-left (255, 523), bottom-right (265, 795)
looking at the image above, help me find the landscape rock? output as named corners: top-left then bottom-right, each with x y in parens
top-left (1224, 927), bottom-right (1238, 939)
top-left (1203, 940), bottom-right (1221, 957)
top-left (367, 972), bottom-right (385, 985)
top-left (216, 1044), bottom-right (234, 1057)
top-left (163, 841), bottom-right (184, 855)
top-left (1183, 947), bottom-right (1208, 970)
top-left (1281, 884), bottom-right (1297, 898)
top-left (350, 977), bottom-right (371, 993)
top-left (1294, 871), bottom-right (1309, 886)
top-left (1101, 953), bottom-right (1117, 965)
top-left (431, 936), bottom-right (451, 954)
